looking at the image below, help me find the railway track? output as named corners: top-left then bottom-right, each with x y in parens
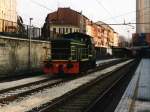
top-left (0, 78), bottom-right (65, 106)
top-left (29, 59), bottom-right (137, 112)
top-left (0, 58), bottom-right (129, 111)
top-left (0, 71), bottom-right (43, 83)
top-left (84, 60), bottom-right (139, 112)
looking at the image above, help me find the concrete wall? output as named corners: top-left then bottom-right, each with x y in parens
top-left (0, 36), bottom-right (51, 77)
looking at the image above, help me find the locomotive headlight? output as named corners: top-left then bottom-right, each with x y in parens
top-left (67, 63), bottom-right (73, 69)
top-left (44, 62), bottom-right (53, 68)
top-left (55, 64), bottom-right (59, 67)
top-left (64, 64), bottom-right (66, 67)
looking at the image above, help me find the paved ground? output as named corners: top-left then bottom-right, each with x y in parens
top-left (115, 58), bottom-right (150, 112)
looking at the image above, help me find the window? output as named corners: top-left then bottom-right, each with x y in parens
top-left (70, 28), bottom-right (72, 33)
top-left (63, 28), bottom-right (65, 34)
top-left (59, 28), bottom-right (61, 34)
top-left (66, 28), bottom-right (68, 33)
top-left (53, 28), bottom-right (56, 33)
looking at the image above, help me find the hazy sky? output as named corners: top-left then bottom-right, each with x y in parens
top-left (17, 0), bottom-right (136, 38)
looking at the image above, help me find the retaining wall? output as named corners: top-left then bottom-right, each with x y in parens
top-left (0, 36), bottom-right (50, 77)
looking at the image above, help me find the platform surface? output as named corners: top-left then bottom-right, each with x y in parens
top-left (115, 58), bottom-right (150, 112)
top-left (96, 58), bottom-right (119, 66)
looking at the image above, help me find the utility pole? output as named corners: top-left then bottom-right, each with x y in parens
top-left (29, 17), bottom-right (33, 69)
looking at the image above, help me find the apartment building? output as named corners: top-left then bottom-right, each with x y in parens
top-left (43, 7), bottom-right (87, 39)
top-left (0, 0), bottom-right (17, 32)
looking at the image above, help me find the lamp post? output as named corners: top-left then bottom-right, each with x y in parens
top-left (29, 18), bottom-right (33, 69)
top-left (30, 18), bottom-right (33, 27)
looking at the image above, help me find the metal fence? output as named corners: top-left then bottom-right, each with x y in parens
top-left (0, 19), bottom-right (47, 40)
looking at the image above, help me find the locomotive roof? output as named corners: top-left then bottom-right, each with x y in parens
top-left (51, 32), bottom-right (94, 46)
top-left (63, 32), bottom-right (93, 44)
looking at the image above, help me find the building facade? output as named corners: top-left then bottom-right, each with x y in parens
top-left (86, 21), bottom-right (102, 47)
top-left (0, 0), bottom-right (17, 22)
top-left (95, 21), bottom-right (118, 48)
top-left (0, 0), bottom-right (17, 32)
top-left (43, 8), bottom-right (87, 39)
top-left (136, 0), bottom-right (150, 33)
top-left (113, 32), bottom-right (119, 47)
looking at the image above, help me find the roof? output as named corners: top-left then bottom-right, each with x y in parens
top-left (45, 7), bottom-right (88, 27)
top-left (62, 32), bottom-right (93, 44)
top-left (96, 21), bottom-right (114, 31)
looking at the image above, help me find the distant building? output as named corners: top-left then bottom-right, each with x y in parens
top-left (136, 0), bottom-right (150, 33)
top-left (81, 20), bottom-right (119, 48)
top-left (0, 0), bottom-right (17, 32)
top-left (113, 32), bottom-right (119, 47)
top-left (132, 33), bottom-right (150, 47)
top-left (42, 7), bottom-right (119, 48)
top-left (95, 21), bottom-right (117, 47)
top-left (42, 7), bottom-right (87, 40)
top-left (86, 21), bottom-right (102, 47)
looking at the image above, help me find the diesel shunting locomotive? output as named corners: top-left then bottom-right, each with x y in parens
top-left (43, 32), bottom-right (96, 75)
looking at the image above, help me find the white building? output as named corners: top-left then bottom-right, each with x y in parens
top-left (136, 0), bottom-right (150, 33)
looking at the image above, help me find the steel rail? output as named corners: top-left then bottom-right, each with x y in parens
top-left (31, 59), bottom-right (135, 112)
top-left (84, 60), bottom-right (138, 112)
top-left (0, 58), bottom-right (126, 108)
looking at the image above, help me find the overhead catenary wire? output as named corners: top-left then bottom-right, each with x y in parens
top-left (95, 0), bottom-right (131, 36)
top-left (103, 11), bottom-right (135, 21)
top-left (103, 7), bottom-right (150, 21)
top-left (20, 0), bottom-right (139, 34)
top-left (30, 0), bottom-right (53, 11)
top-left (21, 0), bottom-right (54, 27)
top-left (95, 0), bottom-right (118, 23)
top-left (99, 22), bottom-right (150, 26)
top-left (131, 7), bottom-right (150, 23)
top-left (94, 1), bottom-right (150, 35)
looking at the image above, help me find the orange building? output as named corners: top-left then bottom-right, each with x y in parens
top-left (86, 21), bottom-right (119, 48)
top-left (86, 21), bottom-right (103, 47)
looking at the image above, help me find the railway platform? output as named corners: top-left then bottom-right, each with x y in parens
top-left (96, 58), bottom-right (119, 66)
top-left (115, 58), bottom-right (150, 112)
